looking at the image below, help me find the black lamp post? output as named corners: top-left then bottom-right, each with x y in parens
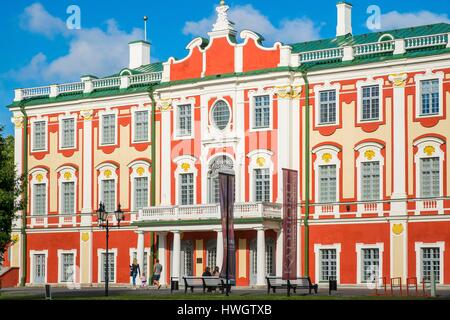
top-left (96, 202), bottom-right (124, 297)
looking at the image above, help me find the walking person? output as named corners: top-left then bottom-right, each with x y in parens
top-left (152, 259), bottom-right (163, 289)
top-left (130, 258), bottom-right (140, 289)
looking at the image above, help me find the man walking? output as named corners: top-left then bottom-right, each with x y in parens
top-left (153, 259), bottom-right (163, 289)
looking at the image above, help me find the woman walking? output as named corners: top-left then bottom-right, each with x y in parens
top-left (130, 258), bottom-right (141, 289)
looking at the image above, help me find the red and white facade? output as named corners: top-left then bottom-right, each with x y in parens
top-left (5, 1), bottom-right (450, 288)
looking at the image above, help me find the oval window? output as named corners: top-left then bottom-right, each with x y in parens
top-left (211, 100), bottom-right (230, 130)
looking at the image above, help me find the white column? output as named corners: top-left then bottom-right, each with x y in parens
top-left (256, 227), bottom-right (266, 286)
top-left (12, 115), bottom-right (23, 230)
top-left (277, 97), bottom-right (291, 203)
top-left (276, 227), bottom-right (283, 277)
top-left (172, 231), bottom-right (181, 279)
top-left (158, 232), bottom-right (167, 286)
top-left (297, 219), bottom-right (302, 277)
top-left (161, 106), bottom-right (171, 205)
top-left (216, 229), bottom-right (224, 270)
top-left (81, 110), bottom-right (93, 224)
top-left (388, 74), bottom-right (408, 216)
top-left (137, 231), bottom-right (145, 284)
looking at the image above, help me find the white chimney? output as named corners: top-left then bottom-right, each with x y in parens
top-left (129, 40), bottom-right (150, 69)
top-left (336, 2), bottom-right (352, 37)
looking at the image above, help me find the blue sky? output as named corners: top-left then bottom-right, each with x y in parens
top-left (1, 0), bottom-right (450, 135)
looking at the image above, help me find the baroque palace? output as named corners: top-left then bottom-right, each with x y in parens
top-left (3, 1), bottom-right (450, 288)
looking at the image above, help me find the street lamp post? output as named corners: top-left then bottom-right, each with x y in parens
top-left (96, 202), bottom-right (125, 297)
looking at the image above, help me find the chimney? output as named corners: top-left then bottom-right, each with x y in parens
top-left (129, 40), bottom-right (150, 69)
top-left (336, 2), bottom-right (352, 37)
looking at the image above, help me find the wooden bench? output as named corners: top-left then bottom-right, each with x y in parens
top-left (183, 276), bottom-right (204, 293)
top-left (202, 276), bottom-right (225, 293)
top-left (266, 276), bottom-right (288, 294)
top-left (287, 277), bottom-right (318, 295)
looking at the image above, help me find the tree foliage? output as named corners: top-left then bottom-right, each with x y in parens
top-left (0, 126), bottom-right (24, 265)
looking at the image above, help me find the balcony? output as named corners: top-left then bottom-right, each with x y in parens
top-left (137, 202), bottom-right (282, 223)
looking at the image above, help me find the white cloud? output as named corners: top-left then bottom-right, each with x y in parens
top-left (183, 4), bottom-right (323, 44)
top-left (13, 3), bottom-right (143, 83)
top-left (378, 11), bottom-right (450, 31)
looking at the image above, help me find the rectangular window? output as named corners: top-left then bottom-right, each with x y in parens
top-left (102, 179), bottom-right (116, 212)
top-left (254, 168), bottom-right (270, 202)
top-left (134, 177), bottom-right (149, 210)
top-left (100, 252), bottom-right (115, 282)
top-left (319, 165), bottom-right (337, 203)
top-left (33, 121), bottom-right (46, 151)
top-left (179, 173), bottom-right (194, 205)
top-left (420, 157), bottom-right (440, 198)
top-left (33, 183), bottom-right (46, 216)
top-left (61, 253), bottom-right (75, 282)
top-left (421, 247), bottom-right (440, 282)
top-left (61, 182), bottom-right (75, 215)
top-left (361, 248), bottom-right (380, 282)
top-left (134, 111), bottom-right (149, 142)
top-left (319, 90), bottom-right (337, 124)
top-left (101, 114), bottom-right (116, 145)
top-left (177, 104), bottom-right (192, 136)
top-left (61, 118), bottom-right (75, 148)
top-left (420, 79), bottom-right (440, 116)
top-left (254, 95), bottom-right (270, 129)
top-left (361, 85), bottom-right (380, 121)
top-left (361, 161), bottom-right (380, 200)
top-left (319, 249), bottom-right (337, 282)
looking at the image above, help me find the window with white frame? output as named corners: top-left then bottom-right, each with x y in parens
top-left (132, 251), bottom-right (148, 276)
top-left (33, 183), bottom-right (46, 216)
top-left (361, 161), bottom-right (380, 200)
top-left (361, 248), bottom-right (380, 282)
top-left (61, 118), bottom-right (75, 149)
top-left (60, 252), bottom-right (75, 282)
top-left (266, 239), bottom-right (275, 276)
top-left (211, 100), bottom-right (230, 130)
top-left (102, 179), bottom-right (116, 212)
top-left (318, 165), bottom-right (337, 203)
top-left (179, 173), bottom-right (194, 205)
top-left (319, 249), bottom-right (337, 282)
top-left (33, 121), bottom-right (46, 151)
top-left (207, 155), bottom-right (234, 204)
top-left (134, 110), bottom-right (149, 142)
top-left (177, 104), bottom-right (192, 136)
top-left (206, 241), bottom-right (217, 270)
top-left (101, 114), bottom-right (116, 145)
top-left (134, 177), bottom-right (149, 210)
top-left (420, 157), bottom-right (440, 198)
top-left (61, 181), bottom-right (75, 215)
top-left (420, 79), bottom-right (440, 116)
top-left (253, 95), bottom-right (270, 129)
top-left (100, 252), bottom-right (115, 282)
top-left (361, 85), bottom-right (380, 121)
top-left (421, 247), bottom-right (440, 282)
top-left (319, 90), bottom-right (337, 124)
top-left (254, 168), bottom-right (270, 202)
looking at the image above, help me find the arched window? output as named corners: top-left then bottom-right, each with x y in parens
top-left (207, 155), bottom-right (234, 203)
top-left (211, 100), bottom-right (231, 130)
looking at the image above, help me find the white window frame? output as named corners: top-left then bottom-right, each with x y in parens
top-left (173, 99), bottom-right (195, 140)
top-left (59, 114), bottom-right (77, 150)
top-left (355, 142), bottom-right (384, 216)
top-left (31, 117), bottom-right (48, 152)
top-left (99, 110), bottom-right (118, 146)
top-left (29, 250), bottom-right (48, 284)
top-left (314, 243), bottom-right (341, 284)
top-left (209, 99), bottom-right (232, 133)
top-left (128, 160), bottom-right (151, 211)
top-left (314, 82), bottom-right (341, 127)
top-left (312, 145), bottom-right (340, 217)
top-left (247, 149), bottom-right (274, 202)
top-left (414, 71), bottom-right (444, 118)
top-left (356, 78), bottom-right (384, 123)
top-left (57, 249), bottom-right (77, 284)
top-left (97, 248), bottom-right (118, 284)
top-left (57, 166), bottom-right (77, 226)
top-left (29, 168), bottom-right (49, 227)
top-left (413, 137), bottom-right (444, 214)
top-left (248, 89), bottom-right (274, 132)
top-left (415, 242), bottom-right (445, 285)
top-left (129, 247), bottom-right (151, 283)
top-left (131, 107), bottom-right (150, 143)
top-left (96, 163), bottom-right (119, 218)
top-left (355, 243), bottom-right (384, 285)
top-left (174, 155), bottom-right (198, 205)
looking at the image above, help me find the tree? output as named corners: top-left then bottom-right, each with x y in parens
top-left (0, 126), bottom-right (24, 266)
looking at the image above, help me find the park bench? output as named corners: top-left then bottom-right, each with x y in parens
top-left (202, 276), bottom-right (225, 293)
top-left (266, 276), bottom-right (288, 294)
top-left (287, 277), bottom-right (318, 295)
top-left (183, 276), bottom-right (204, 293)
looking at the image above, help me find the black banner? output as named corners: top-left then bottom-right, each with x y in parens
top-left (282, 169), bottom-right (298, 280)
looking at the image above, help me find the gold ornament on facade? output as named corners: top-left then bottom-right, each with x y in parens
top-left (80, 109), bottom-right (94, 120)
top-left (275, 85), bottom-right (302, 99)
top-left (424, 145), bottom-right (435, 156)
top-left (36, 173), bottom-right (44, 182)
top-left (11, 234), bottom-right (19, 243)
top-left (322, 153), bottom-right (332, 163)
top-left (81, 232), bottom-right (90, 242)
top-left (13, 116), bottom-right (24, 129)
top-left (256, 157), bottom-right (266, 167)
top-left (364, 150), bottom-right (376, 160)
top-left (64, 172), bottom-right (72, 181)
top-left (104, 169), bottom-right (112, 178)
top-left (181, 163), bottom-right (190, 172)
top-left (392, 223), bottom-right (404, 235)
top-left (136, 167), bottom-right (145, 176)
top-left (157, 98), bottom-right (173, 111)
top-left (388, 73), bottom-right (407, 88)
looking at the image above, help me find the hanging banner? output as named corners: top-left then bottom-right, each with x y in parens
top-left (282, 168), bottom-right (298, 280)
top-left (219, 172), bottom-right (236, 283)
